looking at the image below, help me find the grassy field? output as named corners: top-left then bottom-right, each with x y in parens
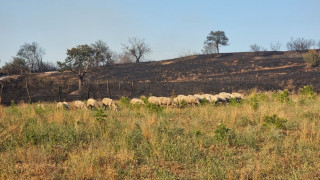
top-left (1, 88), bottom-right (320, 179)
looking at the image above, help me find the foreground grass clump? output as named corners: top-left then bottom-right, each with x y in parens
top-left (1, 92), bottom-right (320, 179)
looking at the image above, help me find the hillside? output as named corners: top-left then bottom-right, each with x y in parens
top-left (1, 50), bottom-right (319, 103)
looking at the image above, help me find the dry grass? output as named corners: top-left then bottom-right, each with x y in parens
top-left (1, 91), bottom-right (320, 179)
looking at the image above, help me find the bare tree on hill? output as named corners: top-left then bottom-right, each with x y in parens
top-left (122, 38), bottom-right (151, 63)
top-left (17, 42), bottom-right (45, 73)
top-left (249, 44), bottom-right (263, 52)
top-left (287, 37), bottom-right (315, 52)
top-left (270, 41), bottom-right (281, 51)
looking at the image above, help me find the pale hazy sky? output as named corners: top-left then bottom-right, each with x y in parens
top-left (1, 0), bottom-right (320, 66)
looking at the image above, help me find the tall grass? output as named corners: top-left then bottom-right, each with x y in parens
top-left (1, 92), bottom-right (320, 179)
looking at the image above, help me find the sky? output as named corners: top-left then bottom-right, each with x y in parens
top-left (0, 0), bottom-right (320, 67)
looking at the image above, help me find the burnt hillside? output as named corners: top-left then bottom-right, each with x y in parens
top-left (1, 50), bottom-right (319, 103)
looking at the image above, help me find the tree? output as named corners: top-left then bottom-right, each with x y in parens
top-left (17, 42), bottom-right (45, 73)
top-left (287, 37), bottom-right (315, 52)
top-left (204, 31), bottom-right (229, 54)
top-left (202, 43), bottom-right (217, 54)
top-left (122, 38), bottom-right (151, 63)
top-left (57, 44), bottom-right (94, 90)
top-left (317, 40), bottom-right (320, 49)
top-left (270, 41), bottom-right (281, 51)
top-left (91, 40), bottom-right (114, 66)
top-left (249, 44), bottom-right (263, 52)
top-left (1, 57), bottom-right (28, 75)
top-left (118, 52), bottom-right (134, 64)
top-left (303, 50), bottom-right (320, 67)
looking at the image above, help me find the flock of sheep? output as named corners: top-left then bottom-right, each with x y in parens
top-left (55, 98), bottom-right (118, 111)
top-left (132, 92), bottom-right (243, 107)
top-left (52, 92), bottom-right (243, 111)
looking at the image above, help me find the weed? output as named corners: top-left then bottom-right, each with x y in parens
top-left (263, 114), bottom-right (287, 130)
top-left (248, 96), bottom-right (259, 110)
top-left (214, 124), bottom-right (236, 145)
top-left (299, 85), bottom-right (316, 99)
top-left (273, 90), bottom-right (290, 103)
top-left (94, 108), bottom-right (108, 122)
top-left (120, 96), bottom-right (131, 107)
top-left (144, 102), bottom-right (164, 113)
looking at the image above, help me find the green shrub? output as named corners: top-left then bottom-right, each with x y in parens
top-left (120, 96), bottom-right (131, 107)
top-left (248, 96), bottom-right (259, 110)
top-left (229, 98), bottom-right (242, 106)
top-left (214, 124), bottom-right (236, 145)
top-left (144, 102), bottom-right (164, 113)
top-left (273, 90), bottom-right (290, 103)
top-left (303, 50), bottom-right (320, 67)
top-left (299, 85), bottom-right (316, 99)
top-left (140, 95), bottom-right (148, 104)
top-left (263, 114), bottom-right (287, 130)
top-left (179, 100), bottom-right (187, 108)
top-left (200, 98), bottom-right (210, 105)
top-left (94, 108), bottom-right (108, 122)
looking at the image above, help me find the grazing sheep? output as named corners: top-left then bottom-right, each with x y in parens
top-left (111, 103), bottom-right (118, 111)
top-left (87, 98), bottom-right (99, 110)
top-left (57, 102), bottom-right (69, 110)
top-left (173, 95), bottom-right (187, 107)
top-left (204, 94), bottom-right (214, 102)
top-left (208, 94), bottom-right (218, 103)
top-left (215, 94), bottom-right (227, 103)
top-left (194, 94), bottom-right (207, 103)
top-left (102, 98), bottom-right (113, 108)
top-left (148, 96), bottom-right (160, 105)
top-left (232, 93), bottom-right (243, 100)
top-left (185, 95), bottom-right (200, 106)
top-left (74, 100), bottom-right (86, 109)
top-left (158, 97), bottom-right (173, 107)
top-left (102, 98), bottom-right (118, 111)
top-left (219, 92), bottom-right (233, 102)
top-left (130, 98), bottom-right (144, 105)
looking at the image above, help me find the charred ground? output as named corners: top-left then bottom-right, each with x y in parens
top-left (1, 50), bottom-right (319, 104)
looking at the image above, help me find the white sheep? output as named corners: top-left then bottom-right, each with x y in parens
top-left (219, 92), bottom-right (233, 102)
top-left (74, 100), bottom-right (87, 109)
top-left (102, 98), bottom-right (118, 111)
top-left (173, 95), bottom-right (187, 107)
top-left (232, 93), bottom-right (243, 100)
top-left (194, 94), bottom-right (207, 103)
top-left (185, 95), bottom-right (200, 106)
top-left (130, 98), bottom-right (144, 105)
top-left (215, 94), bottom-right (227, 103)
top-left (87, 98), bottom-right (99, 110)
top-left (57, 102), bottom-right (69, 110)
top-left (148, 96), bottom-right (160, 105)
top-left (158, 97), bottom-right (173, 107)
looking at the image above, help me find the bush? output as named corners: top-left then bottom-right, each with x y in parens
top-left (94, 108), bottom-right (108, 122)
top-left (273, 90), bottom-right (290, 103)
top-left (299, 85), bottom-right (316, 99)
top-left (287, 37), bottom-right (315, 52)
top-left (214, 124), bottom-right (236, 145)
top-left (200, 98), bottom-right (210, 105)
top-left (263, 114), bottom-right (287, 130)
top-left (120, 96), bottom-right (131, 107)
top-left (144, 102), bottom-right (164, 113)
top-left (303, 50), bottom-right (320, 67)
top-left (248, 96), bottom-right (259, 110)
